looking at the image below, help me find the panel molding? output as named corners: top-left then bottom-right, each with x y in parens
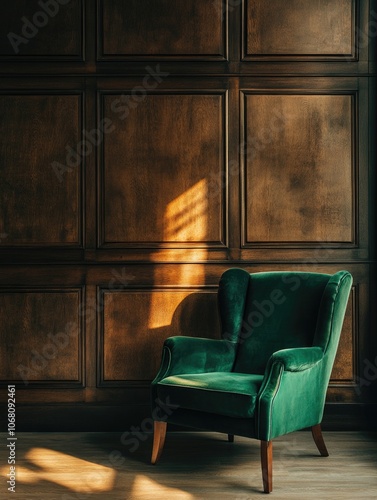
top-left (98, 89), bottom-right (228, 250)
top-left (242, 0), bottom-right (357, 62)
top-left (0, 90), bottom-right (84, 248)
top-left (97, 286), bottom-right (220, 387)
top-left (240, 89), bottom-right (358, 249)
top-left (329, 285), bottom-right (358, 388)
top-left (0, 287), bottom-right (85, 388)
top-left (0, 0), bottom-right (373, 429)
top-left (97, 0), bottom-right (228, 61)
top-left (0, 0), bottom-right (85, 61)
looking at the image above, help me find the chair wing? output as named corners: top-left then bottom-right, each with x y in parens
top-left (217, 267), bottom-right (251, 343)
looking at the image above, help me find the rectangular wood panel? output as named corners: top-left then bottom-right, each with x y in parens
top-left (101, 92), bottom-right (226, 248)
top-left (100, 289), bottom-right (221, 384)
top-left (244, 0), bottom-right (355, 60)
top-left (242, 92), bottom-right (355, 246)
top-left (0, 289), bottom-right (83, 385)
top-left (0, 93), bottom-right (82, 246)
top-left (0, 0), bottom-right (83, 59)
top-left (0, 0), bottom-right (373, 431)
top-left (98, 0), bottom-right (227, 60)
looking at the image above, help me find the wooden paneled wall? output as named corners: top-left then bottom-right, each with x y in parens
top-left (0, 0), bottom-right (376, 431)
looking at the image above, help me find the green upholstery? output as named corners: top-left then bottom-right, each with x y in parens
top-left (151, 269), bottom-right (352, 442)
top-left (158, 372), bottom-right (264, 418)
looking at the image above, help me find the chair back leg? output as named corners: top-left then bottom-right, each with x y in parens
top-left (311, 424), bottom-right (329, 457)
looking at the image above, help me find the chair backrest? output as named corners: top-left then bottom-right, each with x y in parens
top-left (218, 269), bottom-right (352, 375)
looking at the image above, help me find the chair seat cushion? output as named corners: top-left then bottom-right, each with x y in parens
top-left (156, 372), bottom-right (264, 418)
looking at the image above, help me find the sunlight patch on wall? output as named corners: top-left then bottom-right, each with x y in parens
top-left (148, 180), bottom-right (209, 329)
top-left (164, 179), bottom-right (208, 242)
top-left (147, 290), bottom-right (198, 330)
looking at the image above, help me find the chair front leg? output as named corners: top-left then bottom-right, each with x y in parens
top-left (151, 421), bottom-right (167, 464)
top-left (311, 424), bottom-right (329, 457)
top-left (260, 440), bottom-right (273, 493)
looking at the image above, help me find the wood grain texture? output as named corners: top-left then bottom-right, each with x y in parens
top-left (101, 289), bottom-right (221, 383)
top-left (245, 0), bottom-right (354, 59)
top-left (243, 93), bottom-right (354, 245)
top-left (260, 440), bottom-right (273, 493)
top-left (311, 424), bottom-right (329, 456)
top-left (151, 421), bottom-right (167, 464)
top-left (0, 93), bottom-right (82, 245)
top-left (331, 287), bottom-right (355, 383)
top-left (0, 289), bottom-right (82, 384)
top-left (0, 0), bottom-right (83, 58)
top-left (0, 0), bottom-right (374, 429)
top-left (101, 92), bottom-right (226, 247)
top-left (0, 431), bottom-right (375, 498)
top-left (99, 0), bottom-right (226, 59)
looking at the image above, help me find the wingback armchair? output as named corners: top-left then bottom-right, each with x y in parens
top-left (150, 269), bottom-right (352, 493)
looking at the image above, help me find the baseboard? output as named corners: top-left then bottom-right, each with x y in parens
top-left (0, 403), bottom-right (376, 432)
top-left (321, 403), bottom-right (377, 431)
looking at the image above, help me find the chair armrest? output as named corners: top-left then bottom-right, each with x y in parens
top-left (152, 336), bottom-right (237, 383)
top-left (256, 347), bottom-right (325, 441)
top-left (267, 347), bottom-right (324, 372)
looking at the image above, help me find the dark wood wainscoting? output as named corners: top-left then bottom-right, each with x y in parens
top-left (0, 0), bottom-right (376, 431)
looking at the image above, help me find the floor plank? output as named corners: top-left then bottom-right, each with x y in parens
top-left (0, 431), bottom-right (376, 499)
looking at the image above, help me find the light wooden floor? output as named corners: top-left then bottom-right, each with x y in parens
top-left (0, 431), bottom-right (376, 499)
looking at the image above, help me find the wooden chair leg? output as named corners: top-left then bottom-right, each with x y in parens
top-left (151, 421), bottom-right (167, 464)
top-left (311, 424), bottom-right (329, 457)
top-left (260, 440), bottom-right (273, 493)
top-left (228, 434), bottom-right (234, 442)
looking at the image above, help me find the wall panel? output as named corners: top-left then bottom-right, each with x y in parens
top-left (0, 0), bottom-right (374, 431)
top-left (244, 0), bottom-right (355, 60)
top-left (242, 91), bottom-right (356, 247)
top-left (98, 0), bottom-right (227, 60)
top-left (0, 93), bottom-right (83, 246)
top-left (100, 91), bottom-right (227, 248)
top-left (0, 0), bottom-right (83, 59)
top-left (0, 288), bottom-right (83, 386)
top-left (99, 288), bottom-right (220, 385)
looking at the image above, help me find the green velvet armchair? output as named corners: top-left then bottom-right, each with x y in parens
top-left (150, 269), bottom-right (352, 493)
